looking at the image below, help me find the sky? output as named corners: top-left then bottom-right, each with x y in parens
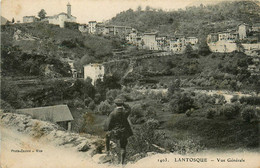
top-left (1, 0), bottom-right (257, 24)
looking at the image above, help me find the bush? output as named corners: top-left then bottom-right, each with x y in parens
top-left (145, 106), bottom-right (157, 119)
top-left (239, 96), bottom-right (260, 105)
top-left (169, 138), bottom-right (205, 155)
top-left (32, 122), bottom-right (45, 139)
top-left (88, 101), bottom-right (96, 111)
top-left (130, 104), bottom-right (146, 124)
top-left (116, 93), bottom-right (133, 102)
top-left (230, 95), bottom-right (239, 103)
top-left (106, 89), bottom-right (122, 100)
top-left (97, 100), bottom-right (112, 115)
top-left (169, 92), bottom-right (194, 114)
top-left (79, 112), bottom-right (95, 134)
top-left (185, 108), bottom-right (193, 117)
top-left (194, 94), bottom-right (215, 108)
top-left (84, 97), bottom-right (93, 106)
top-left (220, 104), bottom-right (240, 119)
top-left (0, 99), bottom-right (15, 113)
top-left (61, 40), bottom-right (77, 48)
top-left (127, 119), bottom-right (161, 155)
top-left (206, 108), bottom-right (217, 119)
top-left (67, 98), bottom-right (85, 108)
top-left (241, 106), bottom-right (256, 123)
top-left (128, 90), bottom-right (146, 101)
top-left (94, 93), bottom-right (102, 104)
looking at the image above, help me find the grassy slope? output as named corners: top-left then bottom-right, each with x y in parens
top-left (166, 113), bottom-right (259, 149)
top-left (1, 22), bottom-right (115, 60)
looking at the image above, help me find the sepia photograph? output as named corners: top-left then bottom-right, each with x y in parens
top-left (0, 0), bottom-right (260, 167)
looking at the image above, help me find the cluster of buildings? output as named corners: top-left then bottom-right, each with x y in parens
top-left (126, 32), bottom-right (199, 53)
top-left (79, 22), bottom-right (133, 38)
top-left (79, 23), bottom-right (199, 53)
top-left (23, 3), bottom-right (76, 28)
top-left (207, 23), bottom-right (260, 75)
top-left (207, 23), bottom-right (260, 53)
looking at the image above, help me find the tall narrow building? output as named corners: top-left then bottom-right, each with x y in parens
top-left (67, 2), bottom-right (71, 17)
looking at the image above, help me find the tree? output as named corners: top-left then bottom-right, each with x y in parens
top-left (169, 92), bottom-right (194, 114)
top-left (137, 6), bottom-right (142, 12)
top-left (141, 39), bottom-right (145, 49)
top-left (145, 6), bottom-right (151, 11)
top-left (1, 81), bottom-right (22, 108)
top-left (198, 41), bottom-right (211, 56)
top-left (241, 106), bottom-right (256, 123)
top-left (168, 79), bottom-right (181, 96)
top-left (74, 54), bottom-right (94, 72)
top-left (38, 9), bottom-right (47, 20)
top-left (185, 44), bottom-right (193, 56)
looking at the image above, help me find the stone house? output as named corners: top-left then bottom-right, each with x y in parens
top-left (238, 23), bottom-right (250, 40)
top-left (186, 37), bottom-right (199, 45)
top-left (84, 63), bottom-right (105, 85)
top-left (218, 30), bottom-right (238, 42)
top-left (23, 16), bottom-right (37, 23)
top-left (169, 37), bottom-right (186, 53)
top-left (96, 23), bottom-right (106, 35)
top-left (207, 33), bottom-right (219, 43)
top-left (142, 32), bottom-right (158, 50)
top-left (156, 36), bottom-right (168, 50)
top-left (88, 21), bottom-right (97, 34)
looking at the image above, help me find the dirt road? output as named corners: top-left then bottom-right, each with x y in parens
top-left (1, 127), bottom-right (259, 168)
top-left (0, 127), bottom-right (113, 168)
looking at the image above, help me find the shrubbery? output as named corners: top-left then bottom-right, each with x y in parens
top-left (168, 138), bottom-right (205, 155)
top-left (169, 92), bottom-right (194, 114)
top-left (88, 101), bottom-right (96, 111)
top-left (106, 89), bottom-right (122, 101)
top-left (0, 99), bottom-right (15, 113)
top-left (97, 100), bottom-right (113, 115)
top-left (185, 108), bottom-right (193, 117)
top-left (241, 106), bottom-right (257, 123)
top-left (130, 104), bottom-right (146, 124)
top-left (127, 119), bottom-right (161, 155)
top-left (206, 108), bottom-right (217, 119)
top-left (239, 96), bottom-right (260, 105)
top-left (67, 98), bottom-right (85, 108)
top-left (220, 104), bottom-right (240, 119)
top-left (230, 95), bottom-right (239, 103)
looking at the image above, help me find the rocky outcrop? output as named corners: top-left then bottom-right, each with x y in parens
top-left (0, 113), bottom-right (103, 156)
top-left (13, 29), bottom-right (39, 41)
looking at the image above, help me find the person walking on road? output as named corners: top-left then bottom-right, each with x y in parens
top-left (104, 98), bottom-right (133, 165)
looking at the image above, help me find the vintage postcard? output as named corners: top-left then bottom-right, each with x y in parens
top-left (0, 0), bottom-right (260, 167)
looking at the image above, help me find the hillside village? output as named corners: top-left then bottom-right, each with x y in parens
top-left (7, 2), bottom-right (259, 79)
top-left (1, 1), bottom-right (260, 167)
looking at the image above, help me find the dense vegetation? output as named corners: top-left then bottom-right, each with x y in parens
top-left (121, 51), bottom-right (260, 92)
top-left (109, 1), bottom-right (260, 38)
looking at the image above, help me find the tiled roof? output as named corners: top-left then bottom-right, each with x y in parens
top-left (16, 105), bottom-right (73, 122)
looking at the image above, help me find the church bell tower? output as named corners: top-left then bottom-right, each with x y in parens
top-left (67, 2), bottom-right (71, 17)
